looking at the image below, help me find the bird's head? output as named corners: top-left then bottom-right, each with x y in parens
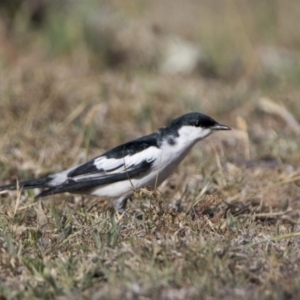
top-left (170, 112), bottom-right (231, 143)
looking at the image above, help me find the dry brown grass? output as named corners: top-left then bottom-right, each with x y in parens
top-left (1, 1), bottom-right (300, 299)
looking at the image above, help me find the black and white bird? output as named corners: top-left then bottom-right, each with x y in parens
top-left (0, 112), bottom-right (230, 212)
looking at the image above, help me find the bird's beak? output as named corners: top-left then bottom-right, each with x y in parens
top-left (212, 123), bottom-right (231, 131)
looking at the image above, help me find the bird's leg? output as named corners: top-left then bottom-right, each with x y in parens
top-left (114, 197), bottom-right (128, 213)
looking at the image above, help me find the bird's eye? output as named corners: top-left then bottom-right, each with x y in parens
top-left (195, 120), bottom-right (200, 127)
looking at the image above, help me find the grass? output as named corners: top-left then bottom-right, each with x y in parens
top-left (1, 0), bottom-right (300, 299)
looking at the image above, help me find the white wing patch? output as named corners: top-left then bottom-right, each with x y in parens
top-left (95, 146), bottom-right (160, 172)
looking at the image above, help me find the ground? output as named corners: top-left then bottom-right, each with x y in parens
top-left (1, 1), bottom-right (300, 299)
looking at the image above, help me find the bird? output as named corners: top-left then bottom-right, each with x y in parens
top-left (0, 112), bottom-right (231, 212)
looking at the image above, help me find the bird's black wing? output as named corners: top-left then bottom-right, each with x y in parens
top-left (37, 159), bottom-right (154, 197)
top-left (36, 134), bottom-right (161, 197)
top-left (67, 132), bottom-right (160, 177)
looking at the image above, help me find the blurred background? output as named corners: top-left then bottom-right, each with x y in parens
top-left (0, 0), bottom-right (300, 176)
top-left (1, 3), bottom-right (300, 298)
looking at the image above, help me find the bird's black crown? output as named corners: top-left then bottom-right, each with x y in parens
top-left (170, 112), bottom-right (218, 129)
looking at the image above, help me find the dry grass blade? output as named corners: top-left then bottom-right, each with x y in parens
top-left (246, 232), bottom-right (300, 248)
top-left (257, 97), bottom-right (300, 133)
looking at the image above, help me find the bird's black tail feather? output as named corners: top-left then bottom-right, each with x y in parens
top-left (0, 178), bottom-right (49, 191)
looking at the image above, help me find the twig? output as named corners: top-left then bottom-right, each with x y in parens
top-left (246, 231), bottom-right (300, 248)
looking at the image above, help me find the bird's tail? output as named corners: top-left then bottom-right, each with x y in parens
top-left (0, 178), bottom-right (49, 192)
